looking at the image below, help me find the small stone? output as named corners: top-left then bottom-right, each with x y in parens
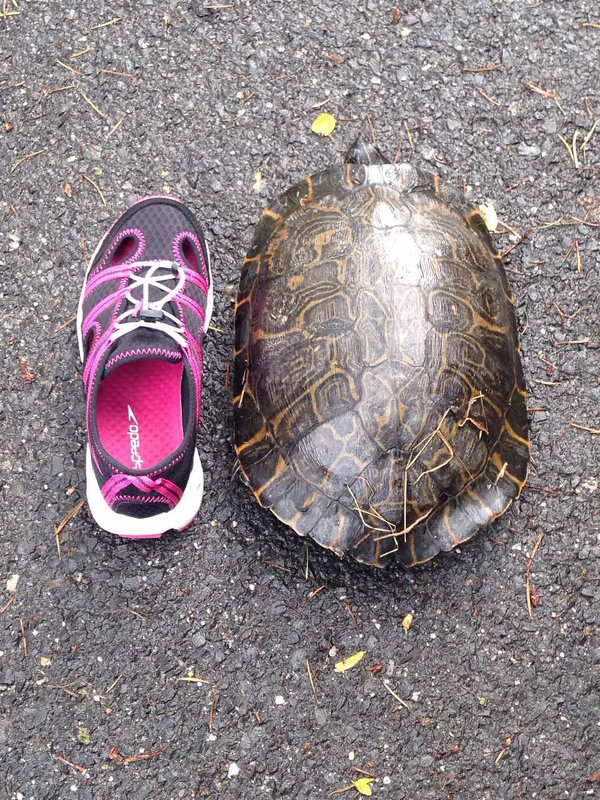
top-left (542, 118), bottom-right (558, 134)
top-left (224, 283), bottom-right (237, 300)
top-left (517, 142), bottom-right (541, 157)
top-left (228, 762), bottom-right (240, 778)
top-left (7, 233), bottom-right (22, 250)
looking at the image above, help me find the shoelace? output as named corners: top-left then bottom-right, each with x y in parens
top-left (110, 261), bottom-right (188, 349)
top-left (102, 473), bottom-right (183, 508)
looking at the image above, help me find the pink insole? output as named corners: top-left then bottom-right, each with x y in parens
top-left (97, 360), bottom-right (184, 470)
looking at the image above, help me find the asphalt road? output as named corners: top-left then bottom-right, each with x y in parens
top-left (1, 1), bottom-right (599, 798)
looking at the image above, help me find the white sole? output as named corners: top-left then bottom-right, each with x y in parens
top-left (77, 197), bottom-right (214, 537)
top-left (85, 448), bottom-right (204, 537)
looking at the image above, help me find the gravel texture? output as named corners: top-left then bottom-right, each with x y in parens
top-left (1, 1), bottom-right (599, 798)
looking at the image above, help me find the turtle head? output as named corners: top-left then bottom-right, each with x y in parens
top-left (345, 134), bottom-right (391, 166)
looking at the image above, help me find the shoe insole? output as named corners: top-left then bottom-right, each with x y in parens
top-left (97, 360), bottom-right (184, 470)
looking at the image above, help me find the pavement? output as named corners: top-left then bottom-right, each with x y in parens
top-left (1, 1), bottom-right (599, 798)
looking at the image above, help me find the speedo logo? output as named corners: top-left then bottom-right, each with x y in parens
top-left (127, 406), bottom-right (143, 469)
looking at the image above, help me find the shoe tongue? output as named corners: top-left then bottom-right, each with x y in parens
top-left (102, 328), bottom-right (183, 377)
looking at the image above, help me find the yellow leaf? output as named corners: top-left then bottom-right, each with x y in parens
top-left (311, 112), bottom-right (336, 136)
top-left (334, 650), bottom-right (366, 673)
top-left (353, 777), bottom-right (375, 796)
top-left (402, 612), bottom-right (414, 633)
top-left (477, 202), bottom-right (498, 232)
top-left (252, 170), bottom-right (262, 192)
top-left (40, 656), bottom-right (52, 667)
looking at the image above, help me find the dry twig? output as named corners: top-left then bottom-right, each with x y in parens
top-left (525, 80), bottom-right (564, 111)
top-left (383, 680), bottom-right (410, 710)
top-left (91, 17), bottom-right (121, 29)
top-left (109, 746), bottom-right (165, 765)
top-left (57, 755), bottom-right (88, 774)
top-left (464, 63), bottom-right (503, 73)
top-left (306, 658), bottom-right (320, 705)
top-left (106, 116), bottom-right (124, 138)
top-left (526, 532), bottom-right (545, 619)
top-left (569, 422), bottom-right (600, 435)
top-left (54, 498), bottom-right (86, 558)
top-left (10, 149), bottom-right (46, 174)
top-left (81, 174), bottom-right (107, 206)
top-left (478, 88), bottom-right (500, 106)
top-left (54, 314), bottom-right (77, 333)
top-left (495, 731), bottom-right (518, 765)
top-left (80, 92), bottom-right (106, 118)
top-left (19, 616), bottom-right (27, 657)
top-left (302, 585), bottom-right (325, 611)
top-left (208, 685), bottom-right (217, 732)
top-left (0, 595), bottom-right (15, 614)
top-left (57, 60), bottom-right (85, 77)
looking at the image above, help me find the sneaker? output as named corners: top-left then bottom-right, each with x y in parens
top-left (76, 196), bottom-right (213, 537)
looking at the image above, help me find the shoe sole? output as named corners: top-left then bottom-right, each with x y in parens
top-left (77, 195), bottom-right (214, 538)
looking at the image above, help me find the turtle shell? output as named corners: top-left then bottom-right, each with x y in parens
top-left (233, 148), bottom-right (529, 567)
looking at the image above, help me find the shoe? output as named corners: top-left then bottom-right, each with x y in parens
top-left (77, 196), bottom-right (213, 537)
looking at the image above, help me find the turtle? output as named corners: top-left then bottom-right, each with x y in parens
top-left (232, 136), bottom-right (530, 567)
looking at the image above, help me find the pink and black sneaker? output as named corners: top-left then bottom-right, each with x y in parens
top-left (77, 196), bottom-right (213, 537)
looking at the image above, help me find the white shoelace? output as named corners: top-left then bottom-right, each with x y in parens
top-left (110, 261), bottom-right (188, 349)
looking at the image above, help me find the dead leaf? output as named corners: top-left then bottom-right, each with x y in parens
top-left (4, 120), bottom-right (14, 132)
top-left (402, 612), bottom-right (414, 633)
top-left (311, 112), bottom-right (336, 137)
top-left (477, 202), bottom-right (498, 232)
top-left (65, 182), bottom-right (73, 198)
top-left (353, 777), bottom-right (375, 796)
top-left (19, 359), bottom-right (36, 383)
top-left (329, 53), bottom-right (345, 66)
top-left (252, 171), bottom-right (262, 192)
top-left (334, 650), bottom-right (366, 673)
top-left (393, 8), bottom-right (403, 24)
top-left (588, 771), bottom-right (600, 783)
